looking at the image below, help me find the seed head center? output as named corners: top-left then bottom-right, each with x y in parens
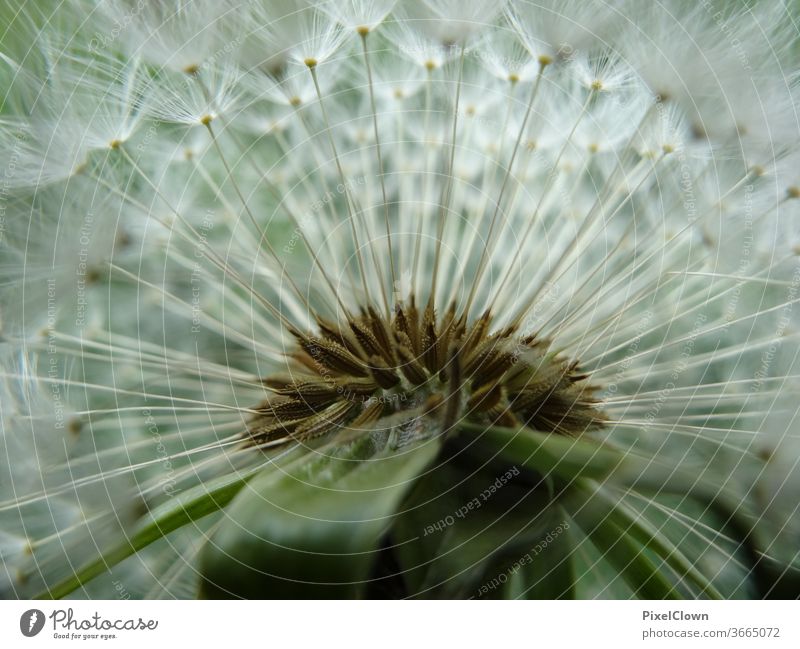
top-left (246, 300), bottom-right (605, 446)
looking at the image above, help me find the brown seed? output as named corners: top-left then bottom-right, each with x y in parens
top-left (317, 316), bottom-right (362, 356)
top-left (337, 377), bottom-right (380, 398)
top-left (301, 336), bottom-right (369, 377)
top-left (462, 310), bottom-right (492, 356)
top-left (421, 304), bottom-right (440, 374)
top-left (292, 400), bottom-right (360, 440)
top-left (394, 342), bottom-right (429, 385)
top-left (367, 355), bottom-right (401, 389)
top-left (245, 298), bottom-right (606, 448)
top-left (349, 400), bottom-right (386, 428)
top-left (367, 305), bottom-right (396, 362)
top-left (349, 319), bottom-right (385, 359)
top-left (467, 380), bottom-right (503, 412)
top-left (267, 397), bottom-right (321, 418)
top-left (247, 417), bottom-right (305, 444)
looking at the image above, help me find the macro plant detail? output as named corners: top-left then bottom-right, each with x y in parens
top-left (246, 305), bottom-right (605, 448)
top-left (0, 0), bottom-right (799, 600)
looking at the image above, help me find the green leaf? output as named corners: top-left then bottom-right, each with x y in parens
top-left (568, 515), bottom-right (636, 598)
top-left (459, 423), bottom-right (743, 508)
top-left (570, 481), bottom-right (723, 599)
top-left (622, 493), bottom-right (759, 598)
top-left (566, 489), bottom-right (683, 599)
top-left (499, 512), bottom-right (576, 599)
top-left (458, 422), bottom-right (625, 481)
top-left (36, 465), bottom-right (267, 600)
top-left (199, 430), bottom-right (441, 598)
top-left (389, 440), bottom-right (560, 598)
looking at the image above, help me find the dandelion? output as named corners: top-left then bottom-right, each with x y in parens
top-left (1, 0), bottom-right (799, 600)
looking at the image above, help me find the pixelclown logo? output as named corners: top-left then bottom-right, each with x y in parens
top-left (20, 609), bottom-right (46, 637)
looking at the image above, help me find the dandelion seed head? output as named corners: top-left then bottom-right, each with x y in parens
top-left (245, 302), bottom-right (605, 448)
top-left (1, 0), bottom-right (799, 599)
